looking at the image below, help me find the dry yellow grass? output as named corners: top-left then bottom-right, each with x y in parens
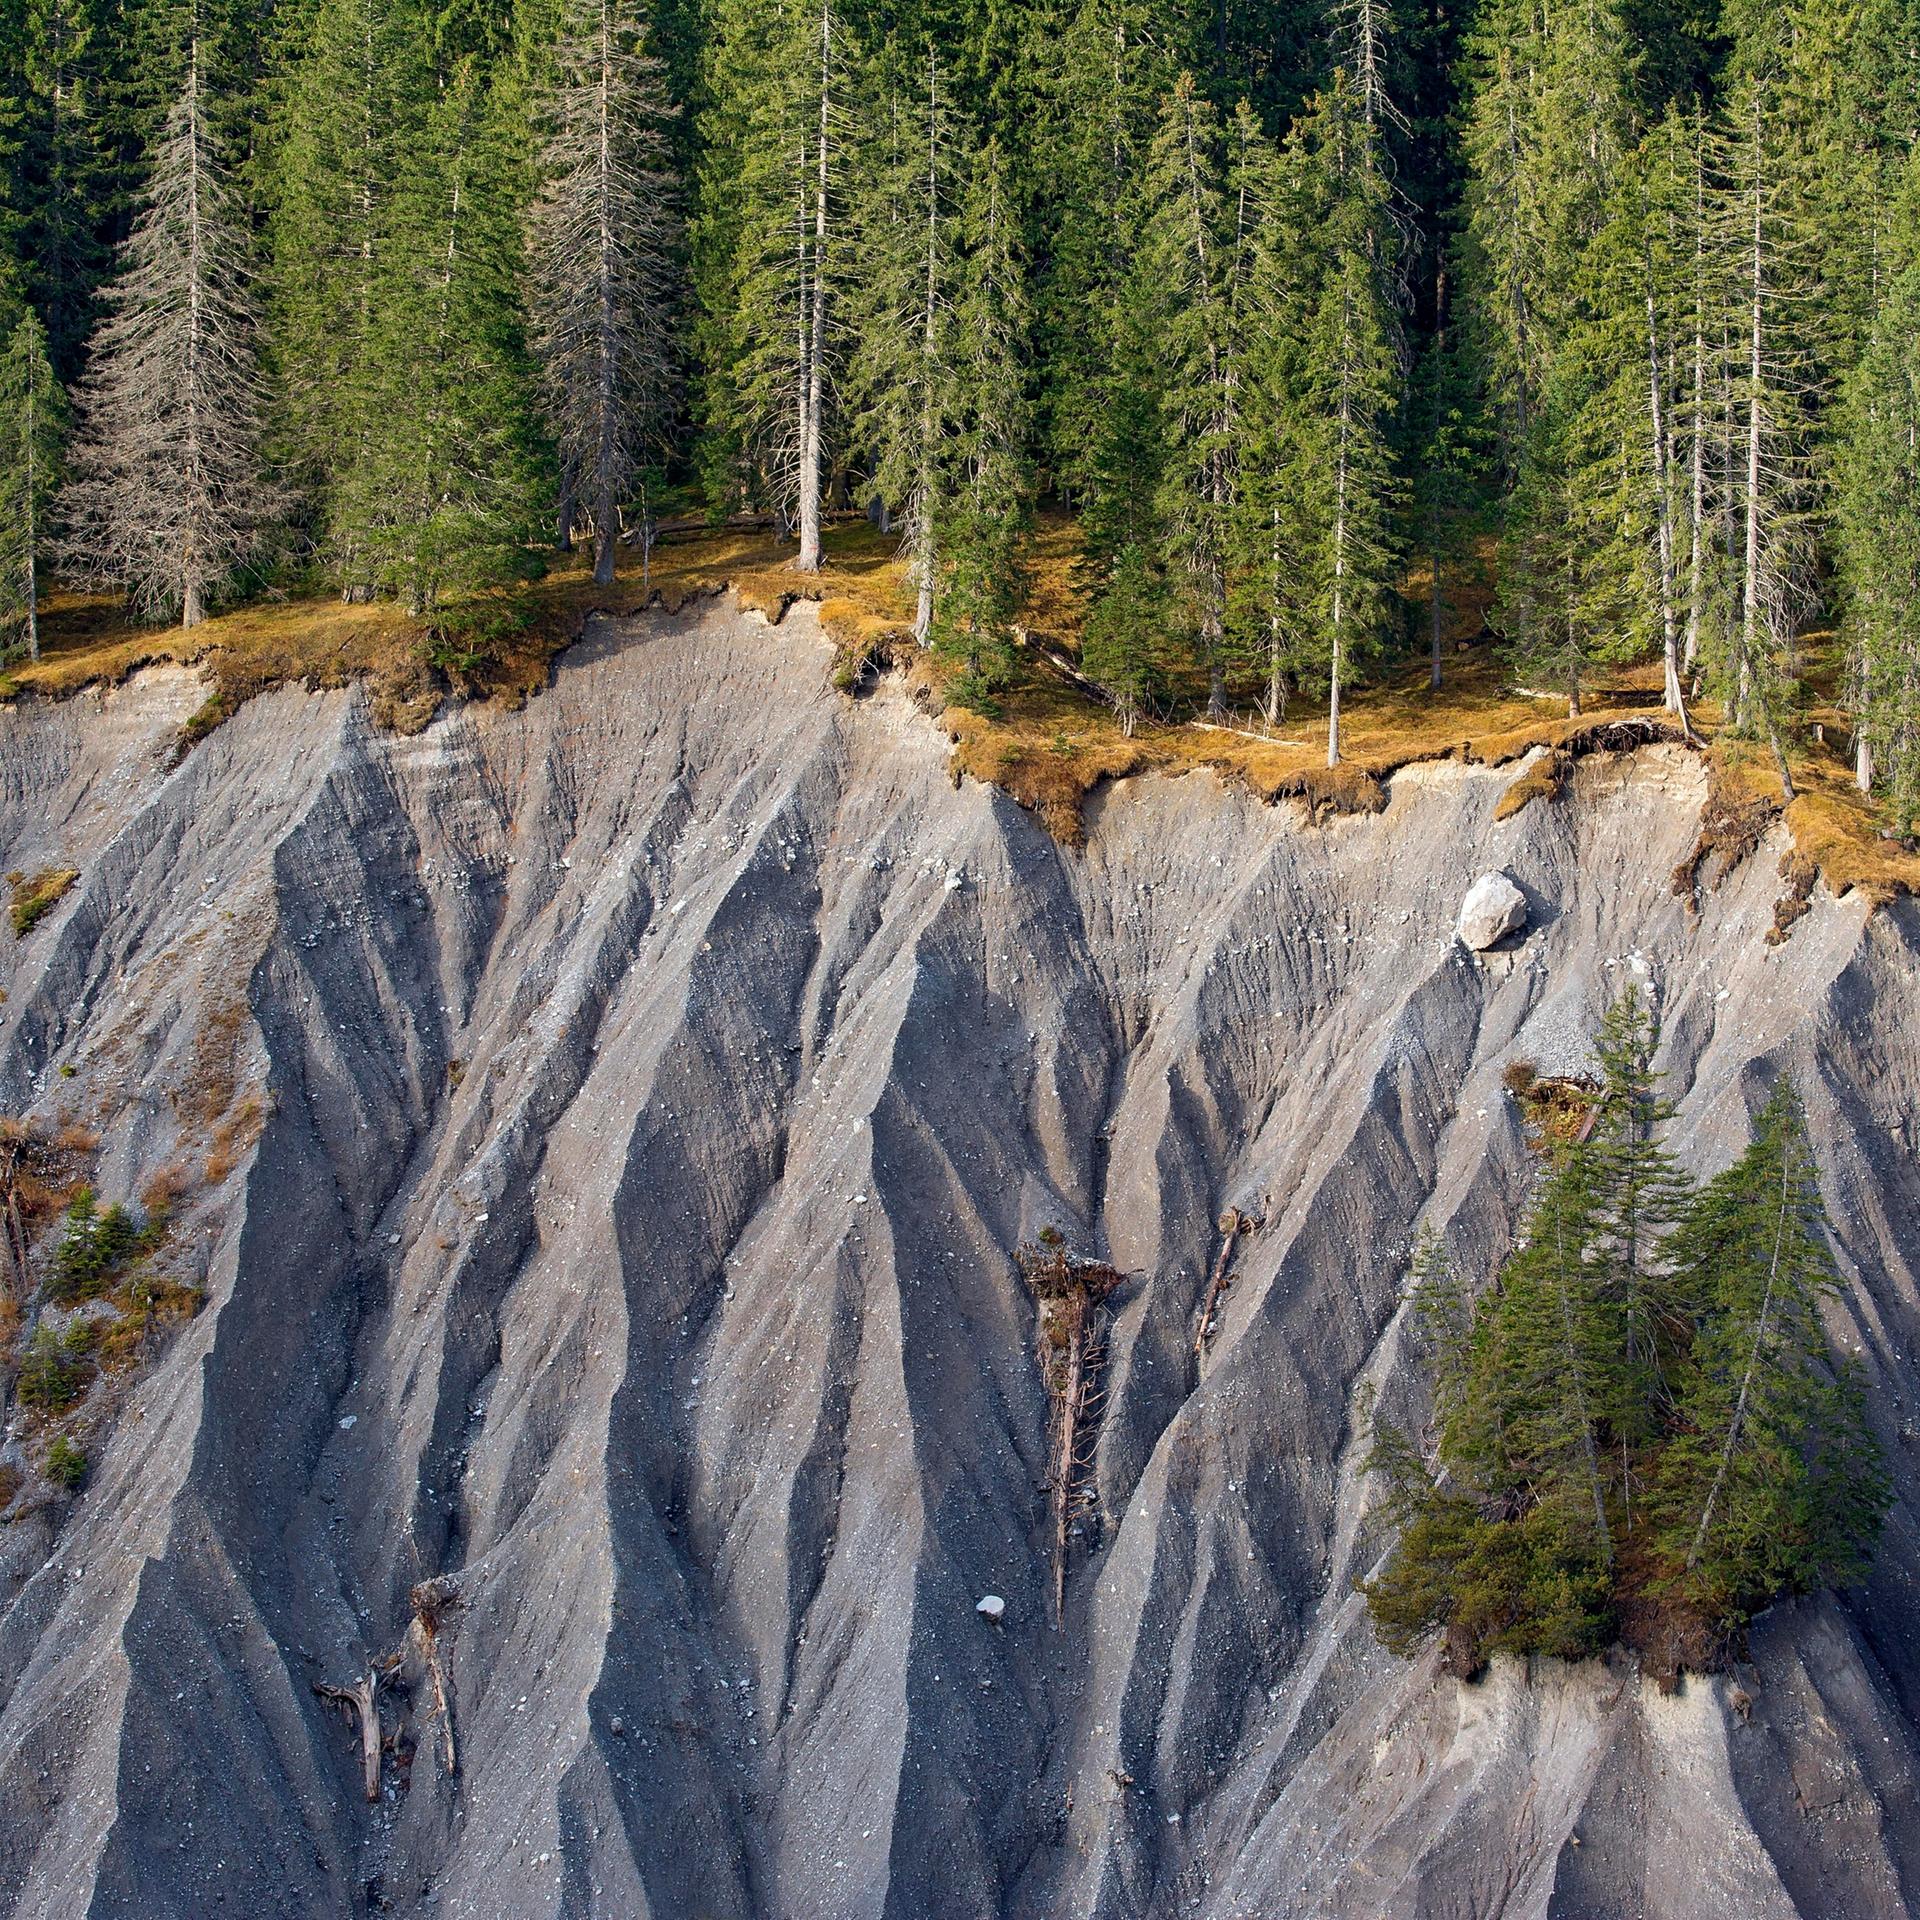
top-left (1494, 749), bottom-right (1570, 821)
top-left (7, 867), bottom-right (80, 936)
top-left (7, 516), bottom-right (1917, 910)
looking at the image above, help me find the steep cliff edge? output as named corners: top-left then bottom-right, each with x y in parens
top-left (0, 599), bottom-right (1914, 1920)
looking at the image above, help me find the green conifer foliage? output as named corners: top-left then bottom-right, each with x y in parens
top-left (1584, 988), bottom-right (1693, 1459)
top-left (353, 59), bottom-right (549, 611)
top-left (928, 143), bottom-right (1032, 707)
top-left (1833, 158), bottom-right (1920, 825)
top-left (692, 0), bottom-right (842, 566)
top-left (266, 0), bottom-right (425, 592)
top-left (1123, 74), bottom-right (1238, 720)
top-left (844, 38), bottom-right (966, 643)
top-left (527, 0), bottom-right (681, 586)
top-left (0, 307), bottom-right (66, 660)
top-left (1030, 0), bottom-right (1184, 503)
top-left (1364, 1001), bottom-right (1889, 1678)
top-left (1282, 71), bottom-right (1402, 763)
top-left (13, 0), bottom-right (110, 376)
top-left (1651, 1082), bottom-right (1890, 1626)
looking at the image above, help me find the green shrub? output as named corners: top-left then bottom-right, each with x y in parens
top-left (17, 1323), bottom-right (90, 1410)
top-left (44, 1436), bottom-right (86, 1491)
top-left (48, 1188), bottom-right (141, 1303)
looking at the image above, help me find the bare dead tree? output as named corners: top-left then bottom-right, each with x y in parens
top-left (315, 1667), bottom-right (388, 1803)
top-left (1193, 1206), bottom-right (1259, 1363)
top-left (529, 0), bottom-right (681, 588)
top-left (1018, 1230), bottom-right (1124, 1624)
top-left (58, 37), bottom-right (275, 628)
top-left (407, 1576), bottom-right (462, 1778)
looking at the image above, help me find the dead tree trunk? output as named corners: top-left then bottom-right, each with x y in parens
top-left (1193, 1208), bottom-right (1258, 1362)
top-left (1018, 1234), bottom-right (1123, 1626)
top-left (315, 1669), bottom-right (385, 1804)
top-left (408, 1577), bottom-right (463, 1779)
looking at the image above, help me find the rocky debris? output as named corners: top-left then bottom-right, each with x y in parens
top-left (1457, 868), bottom-right (1530, 949)
top-left (0, 602), bottom-right (1909, 1920)
top-left (976, 1595), bottom-right (1006, 1624)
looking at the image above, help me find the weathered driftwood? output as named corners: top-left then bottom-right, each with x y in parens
top-left (314, 1669), bottom-right (384, 1804)
top-left (1018, 1232), bottom-right (1125, 1624)
top-left (1186, 720), bottom-right (1310, 749)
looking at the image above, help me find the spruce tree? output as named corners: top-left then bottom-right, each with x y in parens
top-left (1452, 0), bottom-right (1630, 473)
top-left (58, 36), bottom-right (275, 627)
top-left (14, 0), bottom-right (109, 376)
top-left (1832, 160), bottom-right (1920, 823)
top-left (844, 38), bottom-right (965, 644)
top-left (1127, 73), bottom-right (1239, 721)
top-left (528, 0), bottom-right (681, 586)
top-left (1583, 989), bottom-right (1694, 1520)
top-left (1405, 307), bottom-right (1488, 694)
top-left (353, 58), bottom-right (548, 612)
top-left (0, 308), bottom-right (66, 660)
top-left (693, 0), bottom-right (843, 569)
top-left (929, 140), bottom-right (1032, 705)
top-left (1494, 359), bottom-right (1631, 717)
top-left (265, 0), bottom-right (425, 595)
top-left (1286, 71), bottom-right (1401, 764)
top-left (1707, 70), bottom-right (1822, 787)
top-left (1030, 0), bottom-right (1183, 503)
top-left (1231, 96), bottom-right (1316, 729)
top-left (1367, 1022), bottom-right (1891, 1675)
top-left (1652, 1081), bottom-right (1890, 1627)
top-left (1079, 264), bottom-right (1173, 735)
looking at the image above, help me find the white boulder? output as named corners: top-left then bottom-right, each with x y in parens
top-left (1457, 871), bottom-right (1529, 951)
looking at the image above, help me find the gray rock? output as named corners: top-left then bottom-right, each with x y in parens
top-left (1457, 869), bottom-right (1530, 949)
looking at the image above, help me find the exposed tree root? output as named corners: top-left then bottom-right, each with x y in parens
top-left (1672, 765), bottom-right (1781, 905)
top-left (1767, 852), bottom-right (1819, 947)
top-left (1018, 1231), bottom-right (1124, 1624)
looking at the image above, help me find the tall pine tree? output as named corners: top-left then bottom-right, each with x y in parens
top-left (0, 308), bottom-right (65, 659)
top-left (1653, 1081), bottom-right (1889, 1626)
top-left (528, 0), bottom-right (681, 585)
top-left (693, 0), bottom-right (843, 568)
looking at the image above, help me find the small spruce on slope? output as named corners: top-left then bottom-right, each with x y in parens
top-left (1365, 990), bottom-right (1890, 1679)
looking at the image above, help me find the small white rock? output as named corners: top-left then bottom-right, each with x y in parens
top-left (976, 1594), bottom-right (1006, 1623)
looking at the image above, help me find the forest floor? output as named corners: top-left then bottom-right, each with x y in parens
top-left (5, 511), bottom-right (1915, 907)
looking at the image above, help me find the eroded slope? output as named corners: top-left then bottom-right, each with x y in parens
top-left (0, 601), bottom-right (1914, 1920)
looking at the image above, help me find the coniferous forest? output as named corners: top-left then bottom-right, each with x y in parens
top-left (0, 0), bottom-right (1918, 814)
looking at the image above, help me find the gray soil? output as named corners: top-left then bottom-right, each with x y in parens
top-left (0, 598), bottom-right (1914, 1919)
